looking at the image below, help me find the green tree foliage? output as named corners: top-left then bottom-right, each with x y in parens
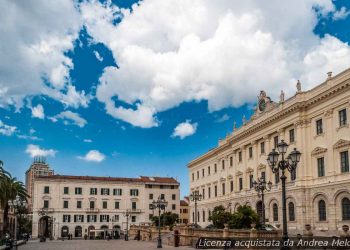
top-left (151, 212), bottom-right (179, 229)
top-left (208, 205), bottom-right (234, 229)
top-left (229, 205), bottom-right (260, 229)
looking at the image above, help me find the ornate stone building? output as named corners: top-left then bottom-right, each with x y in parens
top-left (188, 69), bottom-right (350, 236)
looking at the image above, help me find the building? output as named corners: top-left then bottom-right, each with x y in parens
top-left (25, 157), bottom-right (54, 211)
top-left (187, 69), bottom-right (350, 235)
top-left (179, 197), bottom-right (189, 224)
top-left (31, 175), bottom-right (180, 239)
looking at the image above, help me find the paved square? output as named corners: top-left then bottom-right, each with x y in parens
top-left (20, 240), bottom-right (192, 250)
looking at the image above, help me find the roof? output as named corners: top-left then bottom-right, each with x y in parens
top-left (35, 174), bottom-right (179, 184)
top-left (180, 199), bottom-right (189, 206)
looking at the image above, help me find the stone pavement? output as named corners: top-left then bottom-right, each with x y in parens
top-left (19, 239), bottom-right (192, 250)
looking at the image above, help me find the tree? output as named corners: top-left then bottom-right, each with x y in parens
top-left (208, 205), bottom-right (234, 229)
top-left (151, 212), bottom-right (179, 229)
top-left (228, 205), bottom-right (260, 229)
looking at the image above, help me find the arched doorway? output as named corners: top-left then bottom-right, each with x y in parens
top-left (256, 201), bottom-right (264, 224)
top-left (75, 226), bottom-right (82, 238)
top-left (113, 225), bottom-right (121, 239)
top-left (88, 225), bottom-right (95, 239)
top-left (100, 225), bottom-right (108, 239)
top-left (38, 216), bottom-right (52, 238)
top-left (61, 226), bottom-right (69, 238)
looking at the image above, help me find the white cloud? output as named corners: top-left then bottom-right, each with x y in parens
top-left (83, 139), bottom-right (93, 143)
top-left (17, 134), bottom-right (42, 141)
top-left (31, 104), bottom-right (45, 119)
top-left (49, 111), bottom-right (87, 128)
top-left (333, 6), bottom-right (350, 20)
top-left (80, 0), bottom-right (350, 127)
top-left (215, 114), bottom-right (230, 123)
top-left (171, 120), bottom-right (198, 139)
top-left (0, 120), bottom-right (16, 136)
top-left (25, 144), bottom-right (57, 157)
top-left (94, 51), bottom-right (104, 62)
top-left (78, 150), bottom-right (105, 162)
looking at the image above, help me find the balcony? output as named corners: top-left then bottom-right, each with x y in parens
top-left (86, 208), bottom-right (100, 213)
top-left (127, 209), bottom-right (142, 213)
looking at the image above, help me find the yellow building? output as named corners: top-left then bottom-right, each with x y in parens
top-left (188, 69), bottom-right (350, 236)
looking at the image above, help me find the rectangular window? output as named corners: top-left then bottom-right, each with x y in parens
top-left (214, 164), bottom-right (217, 173)
top-left (289, 129), bottom-right (295, 143)
top-left (90, 201), bottom-right (95, 209)
top-left (160, 194), bottom-right (165, 199)
top-left (132, 202), bottom-right (137, 209)
top-left (274, 136), bottom-right (279, 149)
top-left (113, 188), bottom-right (122, 196)
top-left (74, 215), bottom-right (84, 223)
top-left (149, 193), bottom-right (153, 200)
top-left (63, 187), bottom-right (69, 194)
top-left (192, 173), bottom-right (194, 181)
top-left (341, 151), bottom-right (349, 173)
top-left (197, 171), bottom-right (199, 179)
top-left (317, 157), bottom-right (325, 177)
top-left (131, 216), bottom-right (136, 223)
top-left (208, 187), bottom-right (211, 199)
top-left (101, 188), bottom-right (110, 195)
top-left (249, 147), bottom-right (253, 159)
top-left (222, 159), bottom-right (225, 170)
top-left (44, 186), bottom-right (50, 194)
top-left (43, 200), bottom-right (49, 209)
top-left (172, 194), bottom-right (176, 200)
top-left (100, 215), bottom-right (109, 222)
top-left (261, 171), bottom-right (266, 180)
top-left (316, 119), bottom-right (323, 135)
top-left (249, 174), bottom-right (254, 189)
top-left (115, 201), bottom-right (120, 209)
top-left (208, 166), bottom-right (211, 175)
top-left (102, 201), bottom-right (107, 209)
top-left (130, 189), bottom-right (139, 196)
top-left (339, 109), bottom-right (347, 126)
top-left (222, 183), bottom-right (225, 195)
top-left (275, 172), bottom-right (280, 184)
top-left (230, 157), bottom-right (233, 167)
top-left (63, 200), bottom-right (69, 209)
top-left (75, 187), bottom-right (82, 195)
top-left (260, 142), bottom-right (265, 154)
top-left (202, 168), bottom-right (205, 177)
top-left (238, 152), bottom-right (242, 162)
top-left (63, 215), bottom-right (70, 223)
top-left (114, 215), bottom-right (119, 222)
top-left (202, 189), bottom-right (205, 199)
top-left (90, 188), bottom-right (97, 195)
top-left (230, 180), bottom-right (234, 192)
top-left (172, 204), bottom-right (176, 210)
top-left (214, 185), bottom-right (217, 197)
top-left (77, 200), bottom-right (82, 209)
top-left (239, 178), bottom-right (243, 191)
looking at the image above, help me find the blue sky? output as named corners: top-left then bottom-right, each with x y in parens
top-left (1, 0), bottom-right (350, 198)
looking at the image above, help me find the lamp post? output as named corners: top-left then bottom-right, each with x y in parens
top-left (151, 196), bottom-right (168, 248)
top-left (123, 210), bottom-right (131, 241)
top-left (8, 195), bottom-right (27, 250)
top-left (253, 174), bottom-right (272, 227)
top-left (267, 140), bottom-right (301, 249)
top-left (189, 191), bottom-right (202, 228)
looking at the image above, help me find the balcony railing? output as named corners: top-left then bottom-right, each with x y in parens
top-left (127, 208), bottom-right (142, 213)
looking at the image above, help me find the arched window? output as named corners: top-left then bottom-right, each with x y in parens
top-left (273, 203), bottom-right (278, 222)
top-left (192, 212), bottom-right (195, 223)
top-left (61, 226), bottom-right (69, 238)
top-left (318, 200), bottom-right (326, 221)
top-left (342, 198), bottom-right (350, 220)
top-left (288, 202), bottom-right (295, 221)
top-left (208, 210), bottom-right (211, 221)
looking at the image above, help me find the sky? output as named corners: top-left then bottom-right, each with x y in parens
top-left (1, 0), bottom-right (350, 198)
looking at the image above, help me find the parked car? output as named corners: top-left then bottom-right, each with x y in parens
top-left (205, 224), bottom-right (215, 229)
top-left (259, 224), bottom-right (277, 231)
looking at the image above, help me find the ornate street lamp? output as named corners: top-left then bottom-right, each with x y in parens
top-left (267, 140), bottom-right (301, 249)
top-left (8, 195), bottom-right (27, 250)
top-left (151, 196), bottom-right (168, 248)
top-left (189, 191), bottom-right (202, 228)
top-left (123, 210), bottom-right (131, 241)
top-left (253, 174), bottom-right (272, 226)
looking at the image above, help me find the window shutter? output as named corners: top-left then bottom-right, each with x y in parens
top-left (81, 215), bottom-right (84, 222)
top-left (137, 190), bottom-right (139, 196)
top-left (113, 189), bottom-right (116, 195)
top-left (107, 189), bottom-right (110, 195)
top-left (130, 189), bottom-right (132, 196)
top-left (107, 215), bottom-right (109, 222)
top-left (74, 215), bottom-right (76, 222)
top-left (100, 215), bottom-right (102, 222)
top-left (101, 189), bottom-right (103, 195)
top-left (94, 215), bottom-right (97, 222)
top-left (87, 215), bottom-right (90, 222)
top-left (63, 215), bottom-right (65, 222)
top-left (68, 215), bottom-right (71, 222)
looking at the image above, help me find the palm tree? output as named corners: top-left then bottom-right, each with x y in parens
top-left (0, 162), bottom-right (28, 235)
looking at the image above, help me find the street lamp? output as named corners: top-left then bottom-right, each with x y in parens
top-left (123, 210), bottom-right (131, 241)
top-left (189, 191), bottom-right (202, 228)
top-left (151, 196), bottom-right (168, 248)
top-left (267, 140), bottom-right (301, 249)
top-left (253, 174), bottom-right (272, 226)
top-left (8, 195), bottom-right (27, 250)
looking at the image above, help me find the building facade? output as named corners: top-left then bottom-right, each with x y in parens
top-left (31, 175), bottom-right (180, 239)
top-left (188, 69), bottom-right (350, 235)
top-left (179, 197), bottom-right (189, 224)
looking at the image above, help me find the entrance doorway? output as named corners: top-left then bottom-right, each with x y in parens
top-left (38, 216), bottom-right (52, 238)
top-left (75, 226), bottom-right (82, 238)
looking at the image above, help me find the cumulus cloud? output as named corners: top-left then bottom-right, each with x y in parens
top-left (80, 0), bottom-right (350, 127)
top-left (333, 6), bottom-right (350, 20)
top-left (172, 120), bottom-right (198, 139)
top-left (0, 120), bottom-right (16, 136)
top-left (49, 111), bottom-right (87, 127)
top-left (215, 114), bottom-right (230, 123)
top-left (78, 150), bottom-right (105, 162)
top-left (83, 139), bottom-right (93, 143)
top-left (25, 144), bottom-right (57, 157)
top-left (94, 51), bottom-right (103, 61)
top-left (31, 104), bottom-right (45, 119)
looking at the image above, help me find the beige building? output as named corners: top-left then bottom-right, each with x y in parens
top-left (179, 197), bottom-right (189, 224)
top-left (32, 175), bottom-right (180, 239)
top-left (188, 69), bottom-right (350, 235)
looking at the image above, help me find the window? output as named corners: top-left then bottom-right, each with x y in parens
top-left (339, 109), bottom-right (347, 126)
top-left (43, 200), bottom-right (49, 209)
top-left (131, 216), bottom-right (136, 223)
top-left (239, 177), bottom-right (243, 191)
top-left (63, 200), bottom-right (69, 209)
top-left (230, 180), bottom-right (233, 192)
top-left (149, 214), bottom-right (153, 220)
top-left (64, 187), bottom-right (69, 194)
top-left (288, 202), bottom-right (295, 221)
top-left (102, 201), bottom-right (107, 209)
top-left (192, 173), bottom-right (194, 181)
top-left (197, 171), bottom-right (199, 179)
top-left (316, 119), bottom-right (323, 135)
top-left (202, 168), bottom-right (205, 177)
top-left (90, 188), bottom-right (97, 195)
top-left (275, 172), bottom-right (280, 184)
top-left (222, 183), bottom-right (225, 195)
top-left (115, 201), bottom-right (120, 209)
top-left (341, 151), bottom-right (349, 173)
top-left (214, 164), bottom-right (217, 173)
top-left (222, 159), bottom-right (225, 170)
top-left (132, 201), bottom-right (137, 209)
top-left (100, 215), bottom-right (109, 222)
top-left (149, 193), bottom-right (153, 200)
top-left (74, 215), bottom-right (84, 222)
top-left (249, 175), bottom-right (253, 189)
top-left (261, 171), bottom-right (266, 180)
top-left (114, 215), bottom-right (119, 222)
top-left (63, 215), bottom-right (71, 223)
top-left (77, 201), bottom-right (82, 209)
top-left (172, 194), bottom-right (176, 200)
top-left (113, 188), bottom-right (122, 196)
top-left (318, 200), bottom-right (326, 221)
top-left (214, 185), bottom-right (217, 197)
top-left (273, 204), bottom-right (278, 222)
top-left (342, 198), bottom-right (350, 220)
top-left (289, 129), bottom-right (295, 143)
top-left (317, 157), bottom-right (325, 177)
top-left (238, 152), bottom-right (242, 162)
top-left (230, 157), bottom-right (233, 167)
top-left (75, 187), bottom-right (82, 195)
top-left (291, 169), bottom-right (296, 181)
top-left (87, 215), bottom-right (97, 222)
top-left (249, 147), bottom-right (253, 159)
top-left (172, 204), bottom-right (176, 210)
top-left (202, 189), bottom-right (205, 200)
top-left (202, 210), bottom-right (205, 222)
top-left (160, 194), bottom-right (165, 199)
top-left (130, 189), bottom-right (139, 196)
top-left (274, 136), bottom-right (279, 149)
top-left (260, 142), bottom-right (265, 154)
top-left (44, 186), bottom-right (50, 194)
top-left (101, 188), bottom-right (110, 195)
top-left (208, 187), bottom-right (211, 199)
top-left (208, 166), bottom-right (211, 175)
top-left (89, 201), bottom-right (95, 209)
